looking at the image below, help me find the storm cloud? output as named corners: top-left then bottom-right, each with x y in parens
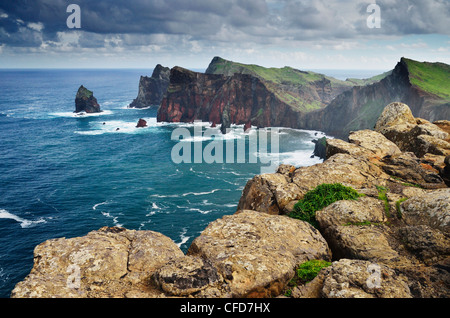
top-left (0, 0), bottom-right (449, 68)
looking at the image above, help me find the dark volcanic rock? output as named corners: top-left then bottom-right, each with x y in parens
top-left (136, 118), bottom-right (147, 128)
top-left (312, 137), bottom-right (327, 160)
top-left (129, 64), bottom-right (170, 108)
top-left (75, 85), bottom-right (101, 113)
top-left (157, 67), bottom-right (302, 130)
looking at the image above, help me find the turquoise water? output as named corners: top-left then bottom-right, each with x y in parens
top-left (0, 69), bottom-right (327, 297)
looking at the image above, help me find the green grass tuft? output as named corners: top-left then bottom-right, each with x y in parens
top-left (285, 260), bottom-right (332, 296)
top-left (289, 183), bottom-right (364, 228)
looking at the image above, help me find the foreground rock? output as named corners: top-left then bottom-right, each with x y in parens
top-left (156, 210), bottom-right (331, 297)
top-left (74, 85), bottom-right (101, 113)
top-left (11, 227), bottom-right (184, 298)
top-left (321, 259), bottom-right (412, 298)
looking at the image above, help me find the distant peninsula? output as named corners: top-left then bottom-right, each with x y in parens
top-left (152, 56), bottom-right (449, 138)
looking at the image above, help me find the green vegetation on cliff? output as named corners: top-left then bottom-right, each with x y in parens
top-left (289, 183), bottom-right (364, 228)
top-left (403, 57), bottom-right (450, 100)
top-left (206, 57), bottom-right (354, 113)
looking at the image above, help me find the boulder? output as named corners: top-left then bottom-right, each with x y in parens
top-left (237, 173), bottom-right (302, 214)
top-left (292, 153), bottom-right (389, 193)
top-left (153, 256), bottom-right (223, 297)
top-left (321, 259), bottom-right (412, 298)
top-left (374, 102), bottom-right (416, 132)
top-left (316, 196), bottom-right (386, 231)
top-left (75, 85), bottom-right (101, 113)
top-left (400, 188), bottom-right (450, 233)
top-left (186, 210), bottom-right (332, 297)
top-left (380, 152), bottom-right (445, 187)
top-left (11, 227), bottom-right (184, 298)
top-left (326, 138), bottom-right (368, 159)
top-left (323, 225), bottom-right (399, 263)
top-left (399, 225), bottom-right (450, 264)
top-left (348, 130), bottom-right (402, 158)
top-left (416, 134), bottom-right (450, 157)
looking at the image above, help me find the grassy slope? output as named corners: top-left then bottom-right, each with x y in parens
top-left (207, 57), bottom-right (354, 112)
top-left (403, 58), bottom-right (450, 100)
top-left (346, 70), bottom-right (392, 86)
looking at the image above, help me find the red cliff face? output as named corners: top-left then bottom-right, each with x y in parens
top-left (157, 58), bottom-right (449, 138)
top-left (157, 67), bottom-right (301, 130)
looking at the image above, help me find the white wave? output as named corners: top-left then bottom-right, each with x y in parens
top-left (188, 208), bottom-right (212, 214)
top-left (182, 189), bottom-right (224, 196)
top-left (75, 118), bottom-right (161, 135)
top-left (0, 209), bottom-right (46, 228)
top-left (152, 202), bottom-right (161, 210)
top-left (176, 228), bottom-right (190, 248)
top-left (93, 202), bottom-right (109, 210)
top-left (50, 110), bottom-right (113, 118)
top-left (101, 211), bottom-right (123, 227)
top-left (278, 150), bottom-right (323, 167)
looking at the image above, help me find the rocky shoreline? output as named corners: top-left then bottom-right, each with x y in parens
top-left (11, 103), bottom-right (449, 298)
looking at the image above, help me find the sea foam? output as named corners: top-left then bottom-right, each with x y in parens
top-left (0, 209), bottom-right (46, 228)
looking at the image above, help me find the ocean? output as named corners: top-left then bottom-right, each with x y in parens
top-left (0, 68), bottom-right (379, 297)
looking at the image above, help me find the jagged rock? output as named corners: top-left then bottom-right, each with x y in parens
top-left (326, 138), bottom-right (368, 159)
top-left (375, 103), bottom-right (450, 157)
top-left (136, 118), bottom-right (147, 128)
top-left (321, 259), bottom-right (412, 298)
top-left (11, 227), bottom-right (184, 298)
top-left (416, 134), bottom-right (450, 157)
top-left (153, 256), bottom-right (223, 297)
top-left (187, 210), bottom-right (332, 297)
top-left (434, 120), bottom-right (450, 136)
top-left (400, 188), bottom-right (450, 233)
top-left (380, 152), bottom-right (445, 187)
top-left (316, 196), bottom-right (386, 231)
top-left (129, 64), bottom-right (170, 108)
top-left (399, 225), bottom-right (450, 264)
top-left (312, 137), bottom-right (327, 159)
top-left (399, 259), bottom-right (450, 298)
top-left (237, 173), bottom-right (302, 214)
top-left (74, 85), bottom-right (101, 113)
top-left (292, 153), bottom-right (389, 194)
top-left (443, 155), bottom-right (450, 186)
top-left (348, 129), bottom-right (402, 158)
top-left (323, 225), bottom-right (400, 263)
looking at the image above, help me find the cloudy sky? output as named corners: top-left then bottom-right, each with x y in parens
top-left (0, 0), bottom-right (449, 71)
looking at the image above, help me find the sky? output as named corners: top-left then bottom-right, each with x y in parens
top-left (0, 0), bottom-right (449, 71)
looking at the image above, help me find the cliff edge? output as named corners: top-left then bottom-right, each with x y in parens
top-left (129, 64), bottom-right (170, 108)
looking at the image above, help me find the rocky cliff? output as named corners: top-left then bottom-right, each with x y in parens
top-left (301, 58), bottom-right (450, 138)
top-left (11, 103), bottom-right (450, 298)
top-left (74, 85), bottom-right (101, 113)
top-left (129, 64), bottom-right (170, 108)
top-left (158, 57), bottom-right (449, 138)
top-left (157, 66), bottom-right (303, 130)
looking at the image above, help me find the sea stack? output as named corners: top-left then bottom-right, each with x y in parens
top-left (136, 118), bottom-right (148, 128)
top-left (75, 85), bottom-right (102, 113)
